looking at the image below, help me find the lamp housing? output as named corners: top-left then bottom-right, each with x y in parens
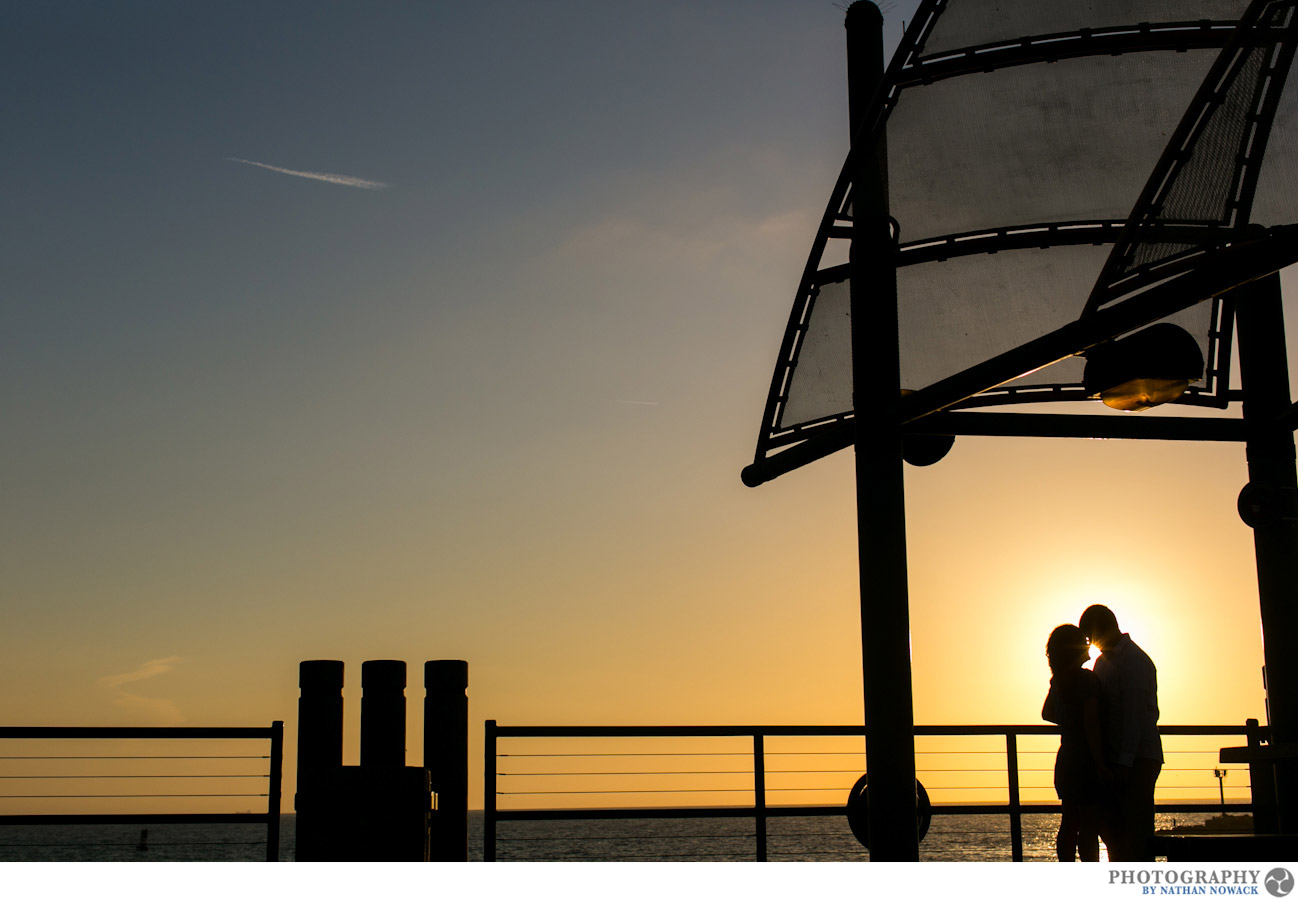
top-left (1082, 323), bottom-right (1204, 411)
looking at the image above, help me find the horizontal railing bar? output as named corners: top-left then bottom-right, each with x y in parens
top-left (496, 807), bottom-right (767, 821)
top-left (0, 755), bottom-right (269, 760)
top-left (0, 813), bottom-right (272, 826)
top-left (498, 748), bottom-right (1230, 757)
top-left (501, 771), bottom-right (755, 777)
top-left (497, 834), bottom-right (756, 842)
top-left (0, 840), bottom-right (266, 848)
top-left (0, 775), bottom-right (267, 780)
top-left (0, 727), bottom-right (277, 740)
top-left (500, 752), bottom-right (752, 758)
top-left (492, 724), bottom-right (1248, 738)
top-left (501, 789), bottom-right (757, 795)
top-left (0, 793), bottom-right (267, 798)
top-left (492, 801), bottom-right (1254, 822)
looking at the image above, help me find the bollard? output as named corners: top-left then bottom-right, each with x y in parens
top-left (361, 660), bottom-right (406, 768)
top-left (298, 660), bottom-right (345, 773)
top-left (294, 658), bottom-right (433, 860)
top-left (425, 660), bottom-right (469, 861)
top-left (295, 660), bottom-right (345, 861)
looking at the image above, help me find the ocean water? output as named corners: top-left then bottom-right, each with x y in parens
top-left (0, 811), bottom-right (1209, 862)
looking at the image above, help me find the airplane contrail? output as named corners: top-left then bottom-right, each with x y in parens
top-left (226, 157), bottom-right (389, 190)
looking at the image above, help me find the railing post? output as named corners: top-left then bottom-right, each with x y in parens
top-left (267, 720), bottom-right (283, 862)
top-left (754, 733), bottom-right (767, 862)
top-left (485, 719), bottom-right (498, 862)
top-left (1006, 732), bottom-right (1023, 862)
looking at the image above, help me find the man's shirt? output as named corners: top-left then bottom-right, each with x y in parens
top-left (1093, 632), bottom-right (1163, 766)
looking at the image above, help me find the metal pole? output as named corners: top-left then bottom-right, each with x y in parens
top-left (846, 0), bottom-right (919, 861)
top-left (425, 660), bottom-right (469, 861)
top-left (1006, 732), bottom-right (1023, 862)
top-left (484, 719), bottom-right (498, 862)
top-left (267, 720), bottom-right (283, 862)
top-left (360, 660), bottom-right (407, 768)
top-left (1236, 272), bottom-right (1298, 830)
top-left (753, 733), bottom-right (767, 862)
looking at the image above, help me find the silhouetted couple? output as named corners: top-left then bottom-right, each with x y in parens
top-left (1042, 604), bottom-right (1163, 862)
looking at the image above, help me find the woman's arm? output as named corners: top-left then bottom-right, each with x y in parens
top-left (1042, 682), bottom-right (1059, 724)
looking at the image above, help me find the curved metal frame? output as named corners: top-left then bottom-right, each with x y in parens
top-left (747, 0), bottom-right (1291, 479)
top-left (1087, 0), bottom-right (1298, 312)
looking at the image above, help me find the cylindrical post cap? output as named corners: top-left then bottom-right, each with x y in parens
top-left (845, 1), bottom-right (884, 27)
top-left (362, 659), bottom-right (406, 690)
top-left (299, 660), bottom-right (344, 690)
top-left (425, 660), bottom-right (468, 691)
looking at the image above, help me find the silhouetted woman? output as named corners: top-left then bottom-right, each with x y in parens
top-left (1042, 624), bottom-right (1112, 861)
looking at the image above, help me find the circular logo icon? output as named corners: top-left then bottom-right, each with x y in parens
top-left (1266, 868), bottom-right (1294, 898)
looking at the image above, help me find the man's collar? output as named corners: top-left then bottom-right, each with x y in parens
top-left (1100, 632), bottom-right (1131, 655)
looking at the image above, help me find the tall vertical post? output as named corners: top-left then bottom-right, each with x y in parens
top-left (484, 719), bottom-right (498, 862)
top-left (1006, 732), bottom-right (1023, 862)
top-left (425, 659), bottom-right (469, 861)
top-left (753, 733), bottom-right (767, 862)
top-left (295, 660), bottom-right (344, 861)
top-left (360, 659), bottom-right (407, 767)
top-left (1235, 272), bottom-right (1298, 830)
top-left (846, 1), bottom-right (919, 860)
top-left (267, 720), bottom-right (283, 862)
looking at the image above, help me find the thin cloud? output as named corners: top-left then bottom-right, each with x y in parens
top-left (226, 157), bottom-right (389, 190)
top-left (97, 657), bottom-right (185, 724)
top-left (617, 400), bottom-right (660, 406)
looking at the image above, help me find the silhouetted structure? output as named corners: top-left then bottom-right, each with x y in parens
top-left (295, 659), bottom-right (468, 862)
top-left (745, 0), bottom-right (1298, 858)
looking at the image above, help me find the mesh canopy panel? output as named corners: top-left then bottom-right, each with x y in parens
top-left (750, 0), bottom-right (1298, 479)
top-left (777, 277), bottom-right (852, 429)
top-left (772, 249), bottom-right (1218, 432)
top-left (896, 246), bottom-right (1107, 393)
top-left (888, 52), bottom-right (1213, 242)
top-left (1255, 50), bottom-right (1298, 221)
top-left (1091, 0), bottom-right (1298, 308)
top-left (923, 0), bottom-right (1250, 55)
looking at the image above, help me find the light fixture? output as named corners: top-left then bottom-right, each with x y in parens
top-left (1082, 323), bottom-right (1204, 411)
top-left (901, 389), bottom-right (955, 465)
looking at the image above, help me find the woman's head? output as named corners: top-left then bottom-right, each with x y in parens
top-left (1046, 624), bottom-right (1089, 672)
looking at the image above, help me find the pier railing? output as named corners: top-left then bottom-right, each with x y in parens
top-left (0, 724), bottom-right (283, 861)
top-left (484, 722), bottom-right (1257, 861)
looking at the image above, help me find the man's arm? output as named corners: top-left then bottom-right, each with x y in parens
top-left (1116, 657), bottom-right (1155, 767)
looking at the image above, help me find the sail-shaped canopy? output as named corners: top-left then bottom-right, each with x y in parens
top-left (747, 0), bottom-right (1298, 485)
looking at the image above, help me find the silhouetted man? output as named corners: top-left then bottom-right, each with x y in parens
top-left (1079, 604), bottom-right (1163, 861)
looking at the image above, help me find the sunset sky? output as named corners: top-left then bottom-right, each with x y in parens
top-left (1, 1), bottom-right (1287, 815)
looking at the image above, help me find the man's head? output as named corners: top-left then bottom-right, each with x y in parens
top-left (1079, 604), bottom-right (1122, 651)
